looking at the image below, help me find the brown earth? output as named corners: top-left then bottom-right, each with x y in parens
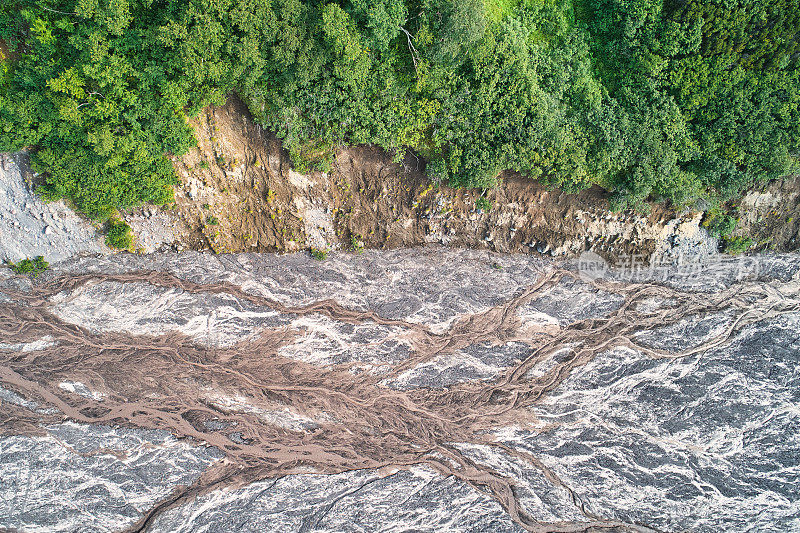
top-left (122, 96), bottom-right (799, 262)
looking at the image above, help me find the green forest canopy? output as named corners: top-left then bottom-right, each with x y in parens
top-left (1, 0), bottom-right (798, 217)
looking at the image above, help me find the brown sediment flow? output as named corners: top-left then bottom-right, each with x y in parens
top-left (0, 268), bottom-right (798, 533)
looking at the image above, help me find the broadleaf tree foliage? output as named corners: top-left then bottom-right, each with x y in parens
top-left (1, 0), bottom-right (798, 216)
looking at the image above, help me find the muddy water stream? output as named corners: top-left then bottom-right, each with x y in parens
top-left (1, 249), bottom-right (798, 532)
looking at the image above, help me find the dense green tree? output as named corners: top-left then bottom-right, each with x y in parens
top-left (0, 0), bottom-right (797, 217)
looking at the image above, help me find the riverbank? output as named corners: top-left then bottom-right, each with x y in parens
top-left (1, 97), bottom-right (799, 266)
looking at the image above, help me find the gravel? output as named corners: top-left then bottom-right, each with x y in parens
top-left (0, 153), bottom-right (107, 263)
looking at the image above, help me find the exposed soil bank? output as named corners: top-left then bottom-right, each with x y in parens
top-left (156, 96), bottom-right (725, 264)
top-left (738, 178), bottom-right (800, 251)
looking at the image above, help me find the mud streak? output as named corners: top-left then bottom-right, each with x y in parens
top-left (1, 267), bottom-right (797, 533)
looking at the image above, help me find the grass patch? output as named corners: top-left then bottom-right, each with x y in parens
top-left (702, 208), bottom-right (737, 239)
top-left (722, 235), bottom-right (753, 255)
top-left (703, 207), bottom-right (754, 254)
top-left (350, 235), bottom-right (364, 253)
top-left (476, 196), bottom-right (493, 212)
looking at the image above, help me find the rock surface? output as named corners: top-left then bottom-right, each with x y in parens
top-left (0, 154), bottom-right (107, 262)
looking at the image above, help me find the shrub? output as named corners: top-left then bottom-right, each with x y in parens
top-left (723, 236), bottom-right (753, 255)
top-left (476, 197), bottom-right (493, 212)
top-left (703, 209), bottom-right (737, 239)
top-left (426, 159), bottom-right (449, 184)
top-left (310, 248), bottom-right (328, 260)
top-left (8, 256), bottom-right (49, 276)
top-left (105, 219), bottom-right (134, 251)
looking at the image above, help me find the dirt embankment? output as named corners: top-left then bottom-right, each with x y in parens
top-left (120, 96), bottom-right (798, 263)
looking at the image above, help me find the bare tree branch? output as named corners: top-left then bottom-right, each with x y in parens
top-left (399, 26), bottom-right (420, 74)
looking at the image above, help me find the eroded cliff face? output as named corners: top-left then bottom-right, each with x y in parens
top-left (122, 95), bottom-right (800, 262)
top-left (1, 248), bottom-right (798, 532)
top-left (150, 97), bottom-right (727, 263)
